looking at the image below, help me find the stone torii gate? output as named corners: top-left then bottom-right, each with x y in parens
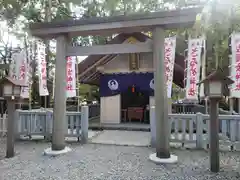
top-left (29, 7), bottom-right (202, 162)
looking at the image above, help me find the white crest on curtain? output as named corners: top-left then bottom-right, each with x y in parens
top-left (108, 79), bottom-right (119, 90)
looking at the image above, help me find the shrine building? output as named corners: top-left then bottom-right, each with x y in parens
top-left (78, 32), bottom-right (186, 124)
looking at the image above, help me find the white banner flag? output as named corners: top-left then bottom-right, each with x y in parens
top-left (66, 56), bottom-right (76, 97)
top-left (37, 42), bottom-right (49, 96)
top-left (230, 33), bottom-right (240, 98)
top-left (164, 37), bottom-right (176, 98)
top-left (185, 38), bottom-right (203, 100)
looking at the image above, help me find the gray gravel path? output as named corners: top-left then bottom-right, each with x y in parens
top-left (0, 142), bottom-right (240, 180)
top-left (0, 138), bottom-right (6, 160)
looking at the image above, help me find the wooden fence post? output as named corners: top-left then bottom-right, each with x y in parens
top-left (196, 113), bottom-right (203, 149)
top-left (45, 110), bottom-right (53, 141)
top-left (81, 106), bottom-right (89, 144)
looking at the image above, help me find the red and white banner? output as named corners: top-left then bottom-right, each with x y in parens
top-left (66, 56), bottom-right (76, 97)
top-left (185, 38), bottom-right (203, 100)
top-left (37, 42), bottom-right (49, 96)
top-left (230, 33), bottom-right (240, 98)
top-left (164, 37), bottom-right (176, 98)
top-left (18, 51), bottom-right (30, 98)
top-left (9, 50), bottom-right (30, 98)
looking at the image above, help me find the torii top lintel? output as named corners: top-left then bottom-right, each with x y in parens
top-left (29, 7), bottom-right (202, 38)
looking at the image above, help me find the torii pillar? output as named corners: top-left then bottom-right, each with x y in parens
top-left (149, 27), bottom-right (178, 163)
top-left (44, 35), bottom-right (71, 155)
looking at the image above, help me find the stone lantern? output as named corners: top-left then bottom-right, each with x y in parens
top-left (0, 77), bottom-right (27, 158)
top-left (1, 77), bottom-right (26, 100)
top-left (197, 68), bottom-right (234, 173)
top-left (198, 68), bottom-right (234, 99)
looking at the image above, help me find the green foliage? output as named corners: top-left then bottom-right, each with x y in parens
top-left (172, 83), bottom-right (185, 101)
top-left (79, 84), bottom-right (99, 101)
top-left (0, 0), bottom-right (29, 24)
top-left (199, 1), bottom-right (240, 73)
top-left (22, 3), bottom-right (43, 23)
top-left (2, 0), bottom-right (240, 103)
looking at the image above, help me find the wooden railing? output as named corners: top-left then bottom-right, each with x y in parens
top-left (169, 113), bottom-right (240, 149)
top-left (149, 106), bottom-right (240, 150)
top-left (15, 108), bottom-right (89, 143)
top-left (0, 105), bottom-right (100, 140)
top-left (172, 103), bottom-right (237, 115)
top-left (1, 106), bottom-right (240, 150)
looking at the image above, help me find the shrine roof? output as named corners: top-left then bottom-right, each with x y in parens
top-left (78, 32), bottom-right (186, 88)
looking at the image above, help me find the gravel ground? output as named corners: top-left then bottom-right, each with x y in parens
top-left (0, 138), bottom-right (6, 160)
top-left (0, 141), bottom-right (240, 180)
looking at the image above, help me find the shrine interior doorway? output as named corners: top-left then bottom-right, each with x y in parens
top-left (121, 86), bottom-right (149, 123)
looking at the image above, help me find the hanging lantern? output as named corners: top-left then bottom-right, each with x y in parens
top-left (132, 85), bottom-right (135, 93)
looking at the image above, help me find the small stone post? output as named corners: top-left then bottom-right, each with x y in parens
top-left (81, 106), bottom-right (89, 144)
top-left (150, 105), bottom-right (156, 147)
top-left (196, 113), bottom-right (203, 149)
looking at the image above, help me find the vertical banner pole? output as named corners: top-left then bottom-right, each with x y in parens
top-left (200, 36), bottom-right (207, 113)
top-left (44, 96), bottom-right (47, 108)
top-left (229, 46), bottom-right (234, 114)
top-left (76, 56), bottom-right (80, 112)
top-left (229, 51), bottom-right (233, 114)
top-left (184, 31), bottom-right (188, 101)
top-left (28, 40), bottom-right (32, 110)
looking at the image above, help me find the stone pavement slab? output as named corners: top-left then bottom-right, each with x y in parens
top-left (90, 130), bottom-right (240, 151)
top-left (90, 130), bottom-right (199, 147)
top-left (90, 130), bottom-right (151, 146)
